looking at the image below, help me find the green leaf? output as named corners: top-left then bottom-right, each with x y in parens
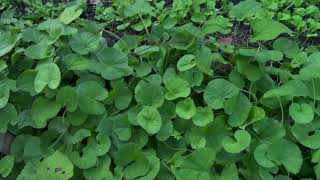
top-left (137, 106), bottom-right (162, 134)
top-left (83, 157), bottom-right (113, 180)
top-left (63, 54), bottom-right (90, 71)
top-left (70, 147), bottom-right (97, 169)
top-left (76, 81), bottom-right (108, 115)
top-left (0, 32), bottom-right (20, 57)
top-left (124, 0), bottom-right (153, 17)
top-left (201, 16), bottom-right (232, 35)
top-left (0, 84), bottom-right (9, 108)
top-left (58, 5), bottom-right (83, 24)
top-left (135, 79), bottom-right (164, 108)
top-left (192, 106), bottom-right (214, 127)
top-left (36, 151), bottom-right (73, 180)
top-left (71, 129), bottom-right (91, 144)
top-left (34, 63), bottom-right (61, 93)
top-left (56, 86), bottom-right (78, 112)
top-left (0, 155), bottom-right (14, 177)
top-left (69, 31), bottom-right (100, 55)
top-left (31, 97), bottom-right (61, 128)
top-left (218, 163), bottom-right (239, 180)
top-left (204, 79), bottom-right (239, 109)
top-left (177, 54), bottom-right (196, 71)
top-left (222, 130), bottom-right (251, 153)
top-left (195, 46), bottom-right (214, 76)
top-left (254, 144), bottom-right (276, 168)
top-left (229, 0), bottom-right (262, 20)
top-left (266, 139), bottom-right (302, 174)
top-left (90, 47), bottom-right (132, 80)
top-left (291, 120), bottom-right (320, 149)
top-left (224, 93), bottom-right (252, 127)
top-left (263, 80), bottom-right (309, 98)
top-left (0, 104), bottom-right (17, 133)
top-left (164, 77), bottom-right (191, 100)
top-left (24, 43), bottom-right (55, 60)
top-left (176, 97), bottom-right (197, 120)
top-left (172, 148), bottom-right (216, 180)
top-left (250, 19), bottom-right (293, 42)
top-left (289, 103), bottom-right (314, 124)
top-left (273, 37), bottom-right (300, 58)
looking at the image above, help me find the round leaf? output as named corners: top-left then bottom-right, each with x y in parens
top-left (289, 103), bottom-right (314, 124)
top-left (137, 106), bottom-right (162, 134)
top-left (176, 97), bottom-right (196, 120)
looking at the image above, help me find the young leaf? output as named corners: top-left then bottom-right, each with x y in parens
top-left (192, 106), bottom-right (214, 127)
top-left (58, 5), bottom-right (83, 24)
top-left (176, 97), bottom-right (196, 120)
top-left (0, 155), bottom-right (14, 177)
top-left (177, 54), bottom-right (196, 72)
top-left (289, 103), bottom-right (314, 124)
top-left (222, 130), bottom-right (251, 153)
top-left (137, 106), bottom-right (162, 134)
top-left (34, 63), bottom-right (61, 93)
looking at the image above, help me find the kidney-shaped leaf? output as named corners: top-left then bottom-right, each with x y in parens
top-left (137, 106), bottom-right (162, 134)
top-left (289, 103), bottom-right (314, 124)
top-left (222, 130), bottom-right (251, 153)
top-left (34, 63), bottom-right (61, 93)
top-left (266, 139), bottom-right (302, 174)
top-left (204, 79), bottom-right (239, 109)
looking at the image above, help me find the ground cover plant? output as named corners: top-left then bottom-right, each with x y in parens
top-left (2, 0), bottom-right (320, 179)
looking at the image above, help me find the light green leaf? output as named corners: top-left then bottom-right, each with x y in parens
top-left (176, 97), bottom-right (196, 120)
top-left (69, 31), bottom-right (100, 55)
top-left (36, 151), bottom-right (73, 180)
top-left (58, 5), bottom-right (83, 24)
top-left (24, 43), bottom-right (55, 60)
top-left (0, 155), bottom-right (14, 177)
top-left (201, 16), bottom-right (232, 35)
top-left (164, 77), bottom-right (191, 100)
top-left (250, 19), bottom-right (293, 42)
top-left (70, 147), bottom-right (97, 169)
top-left (263, 80), bottom-right (309, 98)
top-left (222, 130), bottom-right (251, 153)
top-left (229, 0), bottom-right (262, 20)
top-left (34, 63), bottom-right (61, 93)
top-left (63, 54), bottom-right (90, 71)
top-left (204, 79), bottom-right (239, 109)
top-left (0, 32), bottom-right (20, 57)
top-left (177, 54), bottom-right (196, 71)
top-left (289, 103), bottom-right (314, 124)
top-left (192, 106), bottom-right (214, 127)
top-left (137, 106), bottom-right (162, 134)
top-left (124, 0), bottom-right (153, 17)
